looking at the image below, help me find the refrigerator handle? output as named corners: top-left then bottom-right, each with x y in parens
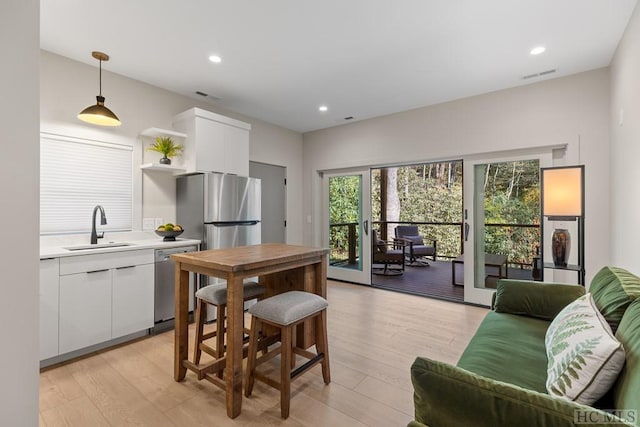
top-left (206, 220), bottom-right (260, 227)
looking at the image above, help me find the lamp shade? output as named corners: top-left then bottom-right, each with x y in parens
top-left (542, 166), bottom-right (583, 218)
top-left (78, 96), bottom-right (121, 126)
top-left (77, 51), bottom-right (121, 127)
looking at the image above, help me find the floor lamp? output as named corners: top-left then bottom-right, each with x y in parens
top-left (541, 165), bottom-right (585, 284)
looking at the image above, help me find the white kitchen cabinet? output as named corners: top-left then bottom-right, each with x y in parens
top-left (172, 107), bottom-right (251, 176)
top-left (40, 258), bottom-right (59, 360)
top-left (59, 269), bottom-right (112, 354)
top-left (57, 249), bottom-right (154, 355)
top-left (223, 122), bottom-right (250, 176)
top-left (112, 263), bottom-right (154, 338)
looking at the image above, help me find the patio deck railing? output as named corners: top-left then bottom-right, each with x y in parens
top-left (329, 221), bottom-right (539, 270)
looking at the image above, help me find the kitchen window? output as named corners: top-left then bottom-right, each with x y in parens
top-left (40, 133), bottom-right (133, 234)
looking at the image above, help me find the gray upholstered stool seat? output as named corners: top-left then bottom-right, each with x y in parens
top-left (196, 281), bottom-right (265, 305)
top-left (245, 290), bottom-right (330, 419)
top-left (248, 290), bottom-right (328, 325)
top-left (192, 280), bottom-right (265, 377)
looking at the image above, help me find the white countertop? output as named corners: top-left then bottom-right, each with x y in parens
top-left (40, 231), bottom-right (201, 259)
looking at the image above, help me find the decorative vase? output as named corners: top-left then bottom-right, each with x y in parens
top-left (159, 156), bottom-right (171, 165)
top-left (551, 229), bottom-right (570, 267)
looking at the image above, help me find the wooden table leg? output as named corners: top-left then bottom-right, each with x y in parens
top-left (174, 263), bottom-right (190, 381)
top-left (225, 274), bottom-right (244, 418)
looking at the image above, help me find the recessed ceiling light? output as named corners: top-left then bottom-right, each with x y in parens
top-left (530, 46), bottom-right (546, 55)
top-left (209, 55), bottom-right (222, 63)
top-left (318, 105), bottom-right (328, 112)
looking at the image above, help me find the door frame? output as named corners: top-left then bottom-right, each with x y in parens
top-left (463, 151), bottom-right (552, 306)
top-left (322, 169), bottom-right (372, 285)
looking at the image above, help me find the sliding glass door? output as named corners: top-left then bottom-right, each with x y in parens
top-left (463, 153), bottom-right (550, 305)
top-left (323, 170), bottom-right (371, 284)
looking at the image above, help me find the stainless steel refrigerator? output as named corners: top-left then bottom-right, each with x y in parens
top-left (177, 172), bottom-right (261, 254)
top-left (177, 172), bottom-right (261, 319)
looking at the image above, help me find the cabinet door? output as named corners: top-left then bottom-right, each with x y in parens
top-left (59, 270), bottom-right (112, 354)
top-left (194, 117), bottom-right (226, 173)
top-left (112, 263), bottom-right (154, 338)
top-left (40, 259), bottom-right (59, 360)
top-left (224, 125), bottom-right (250, 176)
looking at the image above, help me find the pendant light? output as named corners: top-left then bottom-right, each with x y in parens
top-left (78, 51), bottom-right (121, 127)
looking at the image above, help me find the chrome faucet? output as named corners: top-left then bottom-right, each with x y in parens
top-left (91, 205), bottom-right (107, 244)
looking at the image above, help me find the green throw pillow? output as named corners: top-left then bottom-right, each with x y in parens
top-left (494, 280), bottom-right (585, 321)
top-left (545, 293), bottom-right (626, 405)
top-left (589, 266), bottom-right (640, 333)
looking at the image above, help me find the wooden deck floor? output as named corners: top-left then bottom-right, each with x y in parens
top-left (39, 280), bottom-right (488, 427)
top-left (371, 260), bottom-right (533, 303)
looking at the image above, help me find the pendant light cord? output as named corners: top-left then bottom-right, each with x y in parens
top-left (98, 58), bottom-right (102, 97)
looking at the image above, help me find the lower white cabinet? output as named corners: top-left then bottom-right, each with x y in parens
top-left (59, 269), bottom-right (112, 354)
top-left (40, 258), bottom-right (60, 360)
top-left (112, 264), bottom-right (154, 338)
top-left (56, 249), bottom-right (154, 356)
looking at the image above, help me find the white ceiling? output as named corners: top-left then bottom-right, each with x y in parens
top-left (40, 0), bottom-right (637, 133)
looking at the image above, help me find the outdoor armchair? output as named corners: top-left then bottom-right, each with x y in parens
top-left (395, 225), bottom-right (437, 266)
top-left (372, 229), bottom-right (407, 275)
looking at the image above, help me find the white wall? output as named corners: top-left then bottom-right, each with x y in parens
top-left (0, 1), bottom-right (40, 425)
top-left (610, 3), bottom-right (640, 272)
top-left (40, 51), bottom-right (304, 244)
top-left (303, 69), bottom-right (610, 284)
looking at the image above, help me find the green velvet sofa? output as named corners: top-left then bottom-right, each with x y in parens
top-left (410, 266), bottom-right (640, 427)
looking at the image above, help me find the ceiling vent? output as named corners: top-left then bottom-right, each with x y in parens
top-left (194, 91), bottom-right (221, 101)
top-left (522, 68), bottom-right (557, 80)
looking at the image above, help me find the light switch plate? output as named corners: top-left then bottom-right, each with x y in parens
top-left (143, 218), bottom-right (155, 231)
top-left (154, 218), bottom-right (164, 228)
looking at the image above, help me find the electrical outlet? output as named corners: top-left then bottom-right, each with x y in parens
top-left (154, 218), bottom-right (164, 228)
top-left (143, 218), bottom-right (155, 231)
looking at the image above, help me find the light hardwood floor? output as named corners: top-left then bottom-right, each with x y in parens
top-left (39, 280), bottom-right (488, 427)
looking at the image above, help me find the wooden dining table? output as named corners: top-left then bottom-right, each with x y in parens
top-left (170, 243), bottom-right (328, 419)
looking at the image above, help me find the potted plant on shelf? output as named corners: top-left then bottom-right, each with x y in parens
top-left (146, 136), bottom-right (184, 165)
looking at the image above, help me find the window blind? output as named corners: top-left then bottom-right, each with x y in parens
top-left (40, 134), bottom-right (133, 234)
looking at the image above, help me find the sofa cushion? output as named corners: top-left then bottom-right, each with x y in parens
top-left (612, 298), bottom-right (640, 419)
top-left (545, 293), bottom-right (626, 405)
top-left (457, 311), bottom-right (549, 393)
top-left (589, 266), bottom-right (640, 333)
top-left (411, 357), bottom-right (629, 427)
top-left (494, 280), bottom-right (585, 321)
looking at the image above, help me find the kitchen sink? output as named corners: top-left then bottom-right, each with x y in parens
top-left (64, 242), bottom-right (135, 251)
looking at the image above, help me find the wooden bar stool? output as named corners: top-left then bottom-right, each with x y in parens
top-left (244, 291), bottom-right (330, 419)
top-left (192, 281), bottom-right (265, 378)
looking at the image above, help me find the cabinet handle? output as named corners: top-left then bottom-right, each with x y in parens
top-left (86, 269), bottom-right (109, 274)
top-left (116, 265), bottom-right (136, 270)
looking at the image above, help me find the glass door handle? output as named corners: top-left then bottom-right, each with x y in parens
top-left (464, 223), bottom-right (470, 241)
top-left (363, 220), bottom-right (369, 236)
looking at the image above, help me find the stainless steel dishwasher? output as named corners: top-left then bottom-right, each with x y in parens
top-left (154, 245), bottom-right (198, 332)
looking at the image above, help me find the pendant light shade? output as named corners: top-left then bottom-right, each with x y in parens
top-left (78, 51), bottom-right (121, 127)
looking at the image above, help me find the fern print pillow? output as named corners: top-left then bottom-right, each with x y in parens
top-left (545, 293), bottom-right (626, 404)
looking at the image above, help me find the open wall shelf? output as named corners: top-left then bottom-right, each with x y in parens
top-left (140, 163), bottom-right (186, 175)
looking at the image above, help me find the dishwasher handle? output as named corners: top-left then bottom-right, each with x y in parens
top-left (155, 246), bottom-right (198, 262)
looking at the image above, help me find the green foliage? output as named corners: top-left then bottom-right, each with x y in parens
top-left (328, 176), bottom-right (361, 262)
top-left (147, 137), bottom-right (184, 158)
